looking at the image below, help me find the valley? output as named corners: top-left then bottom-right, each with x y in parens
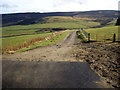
top-left (1, 10), bottom-right (120, 88)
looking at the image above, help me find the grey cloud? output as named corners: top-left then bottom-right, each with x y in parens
top-left (0, 3), bottom-right (18, 8)
top-left (54, 0), bottom-right (87, 7)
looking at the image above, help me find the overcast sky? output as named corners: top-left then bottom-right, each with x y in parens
top-left (0, 0), bottom-right (119, 14)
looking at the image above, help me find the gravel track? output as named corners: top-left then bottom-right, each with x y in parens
top-left (2, 31), bottom-right (113, 88)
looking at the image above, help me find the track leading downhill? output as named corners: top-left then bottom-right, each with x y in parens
top-left (2, 31), bottom-right (108, 88)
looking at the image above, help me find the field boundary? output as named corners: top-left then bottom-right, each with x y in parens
top-left (78, 28), bottom-right (118, 42)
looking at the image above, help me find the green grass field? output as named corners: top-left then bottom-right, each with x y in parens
top-left (2, 16), bottom-right (101, 54)
top-left (2, 16), bottom-right (100, 37)
top-left (85, 26), bottom-right (119, 41)
top-left (3, 22), bottom-right (100, 31)
top-left (2, 16), bottom-right (118, 54)
top-left (2, 33), bottom-right (52, 49)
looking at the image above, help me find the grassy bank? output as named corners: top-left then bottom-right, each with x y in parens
top-left (2, 33), bottom-right (52, 49)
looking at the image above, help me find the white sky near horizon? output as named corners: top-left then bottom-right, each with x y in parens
top-left (0, 0), bottom-right (119, 14)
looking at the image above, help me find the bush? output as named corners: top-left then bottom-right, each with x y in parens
top-left (77, 31), bottom-right (87, 42)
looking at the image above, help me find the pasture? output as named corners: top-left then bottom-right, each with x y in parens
top-left (2, 16), bottom-right (100, 37)
top-left (2, 16), bottom-right (118, 54)
top-left (2, 16), bottom-right (100, 53)
top-left (2, 33), bottom-right (52, 49)
top-left (84, 26), bottom-right (119, 42)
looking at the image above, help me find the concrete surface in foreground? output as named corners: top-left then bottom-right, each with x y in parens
top-left (2, 32), bottom-right (108, 88)
top-left (2, 60), bottom-right (104, 88)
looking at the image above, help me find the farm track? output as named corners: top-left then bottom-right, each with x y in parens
top-left (3, 31), bottom-right (77, 61)
top-left (2, 31), bottom-right (118, 88)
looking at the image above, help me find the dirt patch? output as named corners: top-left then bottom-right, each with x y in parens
top-left (74, 42), bottom-right (120, 88)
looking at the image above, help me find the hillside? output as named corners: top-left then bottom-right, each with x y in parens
top-left (2, 10), bottom-right (120, 88)
top-left (2, 16), bottom-right (100, 37)
top-left (2, 10), bottom-right (118, 27)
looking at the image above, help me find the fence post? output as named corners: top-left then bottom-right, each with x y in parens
top-left (96, 34), bottom-right (97, 41)
top-left (104, 35), bottom-right (106, 42)
top-left (88, 33), bottom-right (90, 42)
top-left (113, 33), bottom-right (116, 42)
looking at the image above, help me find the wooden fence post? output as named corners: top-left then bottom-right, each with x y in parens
top-left (104, 34), bottom-right (106, 42)
top-left (113, 33), bottom-right (116, 42)
top-left (88, 33), bottom-right (90, 42)
top-left (96, 34), bottom-right (97, 41)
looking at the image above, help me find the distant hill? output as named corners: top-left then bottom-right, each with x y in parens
top-left (2, 10), bottom-right (118, 27)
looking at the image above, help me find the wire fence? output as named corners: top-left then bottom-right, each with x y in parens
top-left (78, 28), bottom-right (119, 42)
